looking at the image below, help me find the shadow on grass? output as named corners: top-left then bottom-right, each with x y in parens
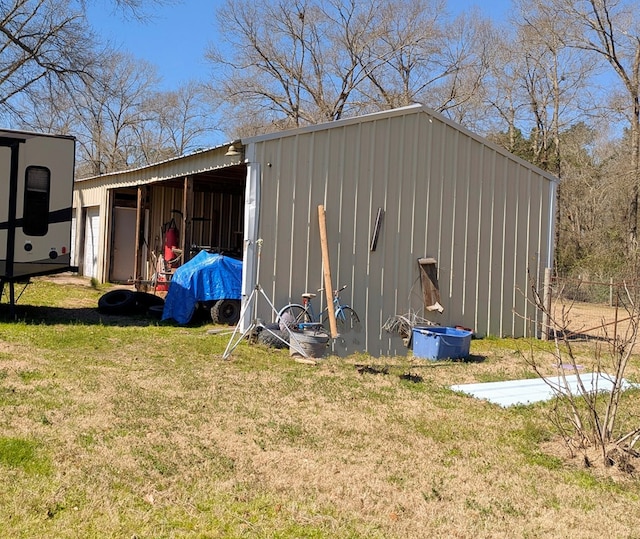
top-left (451, 353), bottom-right (486, 364)
top-left (354, 353), bottom-right (487, 384)
top-left (550, 329), bottom-right (610, 343)
top-left (0, 304), bottom-right (212, 328)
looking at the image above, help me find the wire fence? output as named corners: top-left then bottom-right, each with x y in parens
top-left (545, 274), bottom-right (640, 342)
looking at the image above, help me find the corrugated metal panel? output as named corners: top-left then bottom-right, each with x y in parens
top-left (248, 106), bottom-right (556, 355)
top-left (74, 146), bottom-right (239, 191)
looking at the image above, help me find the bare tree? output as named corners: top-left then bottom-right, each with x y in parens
top-left (69, 52), bottom-right (160, 175)
top-left (355, 0), bottom-right (449, 110)
top-left (206, 0), bottom-right (377, 133)
top-left (515, 0), bottom-right (602, 174)
top-left (206, 0), bottom-right (470, 135)
top-left (0, 0), bottom-right (96, 118)
top-left (528, 275), bottom-right (640, 470)
top-left (539, 0), bottom-right (640, 254)
top-left (131, 82), bottom-right (219, 163)
top-left (430, 9), bottom-right (494, 127)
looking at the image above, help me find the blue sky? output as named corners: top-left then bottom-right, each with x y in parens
top-left (87, 0), bottom-right (512, 92)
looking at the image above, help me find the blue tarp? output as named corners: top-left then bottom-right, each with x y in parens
top-left (162, 251), bottom-right (242, 324)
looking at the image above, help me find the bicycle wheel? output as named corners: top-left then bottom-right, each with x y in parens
top-left (324, 307), bottom-right (361, 334)
top-left (277, 304), bottom-right (312, 330)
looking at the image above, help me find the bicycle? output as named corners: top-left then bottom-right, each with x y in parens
top-left (277, 284), bottom-right (361, 334)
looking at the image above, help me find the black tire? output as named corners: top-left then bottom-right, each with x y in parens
top-left (211, 299), bottom-right (241, 325)
top-left (98, 289), bottom-right (138, 315)
top-left (277, 304), bottom-right (311, 331)
top-left (134, 292), bottom-right (165, 312)
top-left (257, 324), bottom-right (289, 349)
top-left (148, 304), bottom-right (165, 319)
top-left (324, 307), bottom-right (361, 334)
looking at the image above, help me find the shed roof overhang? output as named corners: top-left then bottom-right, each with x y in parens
top-left (74, 142), bottom-right (247, 195)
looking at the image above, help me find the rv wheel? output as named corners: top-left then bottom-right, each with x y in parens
top-left (98, 289), bottom-right (138, 315)
top-left (211, 299), bottom-right (241, 325)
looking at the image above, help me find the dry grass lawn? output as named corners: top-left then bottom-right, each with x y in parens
top-left (0, 276), bottom-right (639, 538)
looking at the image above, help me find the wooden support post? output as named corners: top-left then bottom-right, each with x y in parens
top-left (318, 205), bottom-right (338, 338)
top-left (133, 186), bottom-right (145, 289)
top-left (182, 176), bottom-right (194, 262)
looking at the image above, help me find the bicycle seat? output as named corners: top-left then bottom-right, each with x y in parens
top-left (301, 292), bottom-right (317, 299)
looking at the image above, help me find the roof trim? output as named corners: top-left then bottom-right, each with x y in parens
top-left (75, 140), bottom-right (238, 183)
top-left (241, 103), bottom-right (559, 184)
top-left (0, 128), bottom-right (75, 141)
top-left (242, 104), bottom-right (423, 145)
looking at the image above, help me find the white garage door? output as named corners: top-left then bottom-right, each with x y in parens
top-left (83, 207), bottom-right (100, 279)
top-left (70, 215), bottom-right (77, 269)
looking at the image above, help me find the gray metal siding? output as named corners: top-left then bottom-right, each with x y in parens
top-left (249, 107), bottom-right (555, 355)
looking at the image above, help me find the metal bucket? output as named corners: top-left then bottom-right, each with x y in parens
top-left (289, 329), bottom-right (329, 358)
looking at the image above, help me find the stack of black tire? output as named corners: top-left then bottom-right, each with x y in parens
top-left (255, 322), bottom-right (290, 349)
top-left (97, 289), bottom-right (165, 318)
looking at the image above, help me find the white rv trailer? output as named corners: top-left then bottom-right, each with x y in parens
top-left (0, 129), bottom-right (76, 305)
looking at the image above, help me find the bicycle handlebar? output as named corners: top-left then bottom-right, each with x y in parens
top-left (316, 284), bottom-right (348, 296)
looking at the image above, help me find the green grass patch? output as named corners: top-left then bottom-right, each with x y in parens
top-left (0, 276), bottom-right (639, 537)
top-left (0, 437), bottom-right (51, 475)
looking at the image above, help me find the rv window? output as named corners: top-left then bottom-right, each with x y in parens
top-left (23, 166), bottom-right (51, 236)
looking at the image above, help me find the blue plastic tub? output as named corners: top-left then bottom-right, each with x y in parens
top-left (412, 326), bottom-right (472, 360)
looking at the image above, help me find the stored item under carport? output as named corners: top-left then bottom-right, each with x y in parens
top-left (412, 326), bottom-right (472, 360)
top-left (162, 251), bottom-right (242, 325)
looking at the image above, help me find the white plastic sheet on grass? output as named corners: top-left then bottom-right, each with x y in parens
top-left (450, 373), bottom-right (638, 408)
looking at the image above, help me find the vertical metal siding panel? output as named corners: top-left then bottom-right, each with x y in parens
top-left (327, 126), bottom-right (350, 312)
top-left (377, 117), bottom-right (403, 355)
top-left (461, 135), bottom-right (479, 330)
top-left (357, 119), bottom-right (389, 353)
top-left (306, 131), bottom-right (327, 293)
top-left (404, 116), bottom-right (433, 315)
top-left (438, 124), bottom-right (457, 320)
top-left (418, 116), bottom-right (434, 261)
top-left (513, 169), bottom-right (529, 336)
top-left (488, 150), bottom-right (505, 337)
top-left (536, 178), bottom-right (553, 334)
top-left (256, 137), bottom-right (275, 306)
top-left (426, 120), bottom-right (445, 314)
top-left (524, 170), bottom-right (542, 337)
top-left (307, 132), bottom-right (327, 296)
top-left (525, 171), bottom-right (539, 337)
top-left (327, 124), bottom-right (369, 353)
top-left (495, 157), bottom-right (511, 336)
top-left (388, 113), bottom-right (421, 355)
top-left (276, 135), bottom-right (302, 304)
top-left (538, 175), bottom-right (552, 280)
top-left (303, 131), bottom-right (324, 295)
top-left (450, 129), bottom-right (472, 328)
top-left (524, 170), bottom-right (546, 338)
top-left (513, 167), bottom-right (532, 337)
top-left (502, 160), bottom-right (518, 336)
top-left (405, 115), bottom-right (433, 320)
top-left (359, 121), bottom-right (376, 348)
top-left (371, 119), bottom-right (391, 354)
top-left (502, 159), bottom-right (524, 336)
top-left (335, 124), bottom-right (361, 315)
top-left (475, 150), bottom-right (494, 337)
